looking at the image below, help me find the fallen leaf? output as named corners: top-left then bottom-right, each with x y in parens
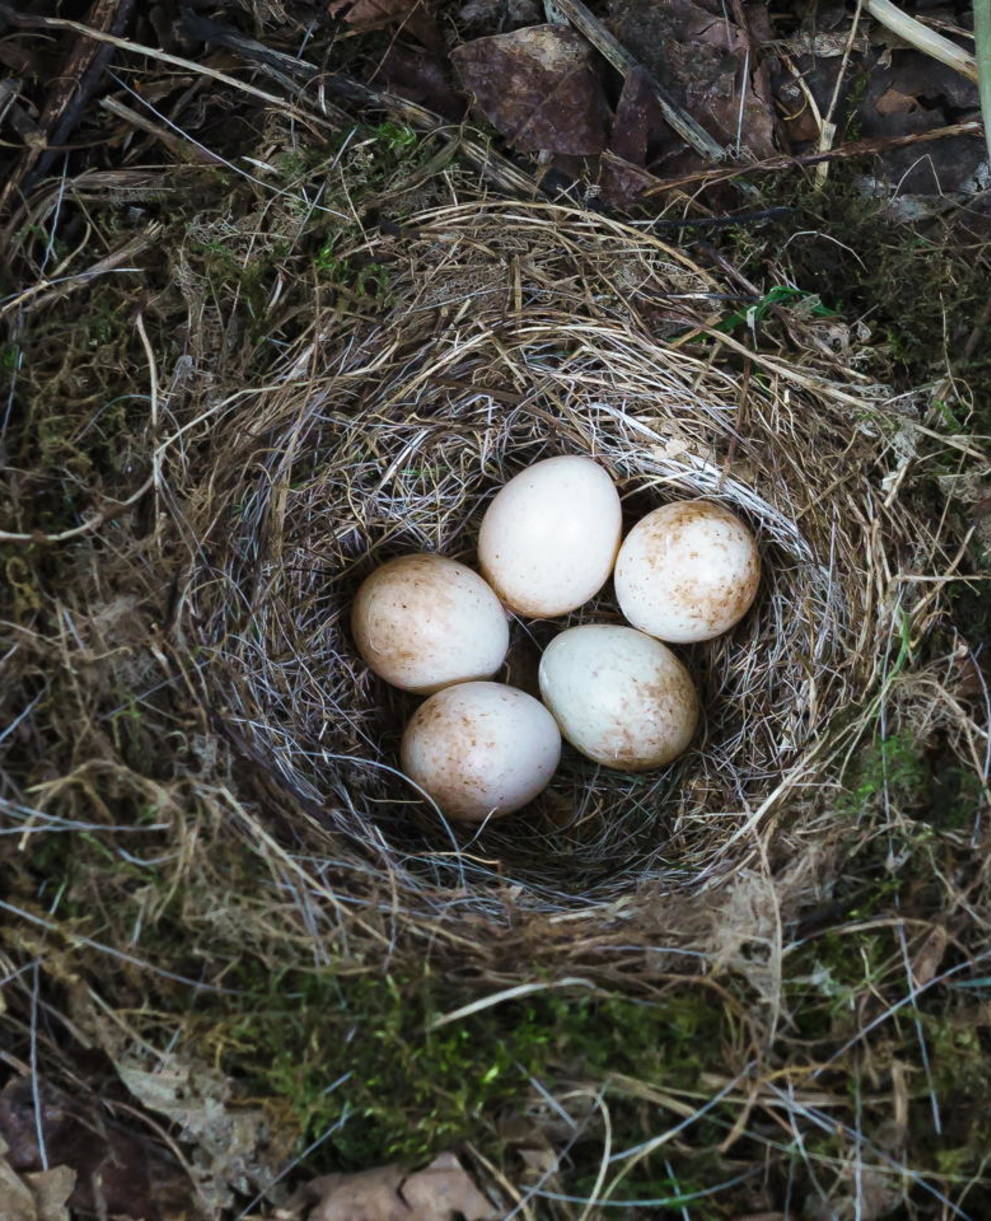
top-left (0, 1076), bottom-right (192, 1221)
top-left (0, 1139), bottom-right (41, 1221)
top-left (452, 26), bottom-right (608, 154)
top-left (911, 925), bottom-right (949, 989)
top-left (327, 0), bottom-right (443, 50)
top-left (517, 1145), bottom-right (559, 1176)
top-left (23, 1165), bottom-right (75, 1221)
top-left (875, 86), bottom-right (919, 116)
top-left (610, 67), bottom-right (654, 166)
top-left (602, 70), bottom-right (664, 206)
top-left (115, 1056), bottom-right (276, 1211)
top-left (608, 0), bottom-right (776, 158)
top-left (287, 1153), bottom-right (498, 1221)
top-left (372, 46), bottom-right (467, 120)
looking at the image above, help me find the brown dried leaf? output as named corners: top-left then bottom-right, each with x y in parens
top-left (875, 86), bottom-right (919, 116)
top-left (327, 0), bottom-right (442, 50)
top-left (372, 46), bottom-right (467, 120)
top-left (610, 68), bottom-right (654, 166)
top-left (287, 1153), bottom-right (498, 1221)
top-left (609, 0), bottom-right (776, 157)
top-left (2, 1149), bottom-right (74, 1221)
top-left (910, 925), bottom-right (949, 989)
top-left (0, 1077), bottom-right (193, 1221)
top-left (452, 26), bottom-right (607, 154)
top-left (0, 1142), bottom-right (43, 1221)
top-left (115, 1055), bottom-right (276, 1212)
top-left (23, 1166), bottom-right (76, 1221)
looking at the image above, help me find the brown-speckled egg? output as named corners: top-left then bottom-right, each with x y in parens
top-left (400, 682), bottom-right (561, 821)
top-left (538, 624), bottom-right (698, 771)
top-left (352, 554), bottom-right (509, 693)
top-left (614, 501), bottom-right (760, 643)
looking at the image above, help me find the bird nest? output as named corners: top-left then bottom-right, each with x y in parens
top-left (174, 200), bottom-right (953, 925)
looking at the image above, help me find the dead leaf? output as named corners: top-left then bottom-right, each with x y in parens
top-left (910, 925), bottom-right (948, 988)
top-left (115, 1055), bottom-right (276, 1211)
top-left (610, 68), bottom-right (654, 166)
top-left (600, 68), bottom-right (660, 207)
top-left (0, 1076), bottom-right (192, 1221)
top-left (452, 26), bottom-right (608, 154)
top-left (285, 1153), bottom-right (498, 1221)
top-left (23, 1166), bottom-right (75, 1221)
top-left (517, 1145), bottom-right (559, 1176)
top-left (875, 86), bottom-right (919, 116)
top-left (327, 0), bottom-right (443, 50)
top-left (0, 1139), bottom-right (42, 1221)
top-left (609, 0), bottom-right (777, 158)
top-left (372, 46), bottom-right (467, 120)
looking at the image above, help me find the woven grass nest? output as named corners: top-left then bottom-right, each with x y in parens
top-left (175, 200), bottom-right (957, 929)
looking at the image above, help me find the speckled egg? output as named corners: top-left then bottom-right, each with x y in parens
top-left (401, 681), bottom-right (561, 821)
top-left (614, 500), bottom-right (760, 643)
top-left (538, 624), bottom-right (698, 771)
top-left (351, 554), bottom-right (509, 693)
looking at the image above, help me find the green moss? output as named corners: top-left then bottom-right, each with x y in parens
top-left (840, 731), bottom-right (930, 817)
top-left (202, 969), bottom-right (728, 1167)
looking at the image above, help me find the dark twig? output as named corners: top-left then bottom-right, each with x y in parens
top-left (0, 0), bottom-right (137, 212)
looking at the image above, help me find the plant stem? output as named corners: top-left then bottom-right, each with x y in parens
top-left (977, 0), bottom-right (991, 167)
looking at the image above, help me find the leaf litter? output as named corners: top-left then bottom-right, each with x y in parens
top-left (452, 25), bottom-right (608, 154)
top-left (274, 1153), bottom-right (497, 1221)
top-left (0, 1140), bottom-right (74, 1221)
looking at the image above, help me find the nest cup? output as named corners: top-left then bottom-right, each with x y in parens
top-left (181, 201), bottom-right (922, 917)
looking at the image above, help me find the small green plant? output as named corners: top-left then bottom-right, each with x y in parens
top-left (374, 122), bottom-right (418, 153)
top-left (841, 731), bottom-right (929, 816)
top-left (314, 235), bottom-right (390, 298)
top-left (715, 284), bottom-right (837, 335)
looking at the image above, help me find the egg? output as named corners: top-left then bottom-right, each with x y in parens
top-left (401, 682), bottom-right (561, 821)
top-left (351, 554), bottom-right (509, 693)
top-left (614, 500), bottom-right (760, 644)
top-left (538, 624), bottom-right (698, 771)
top-left (478, 455), bottom-right (622, 618)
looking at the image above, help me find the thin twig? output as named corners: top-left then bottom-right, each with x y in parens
top-left (816, 0), bottom-right (865, 187)
top-left (643, 119), bottom-right (983, 194)
top-left (0, 6), bottom-right (339, 132)
top-left (98, 96), bottom-right (225, 164)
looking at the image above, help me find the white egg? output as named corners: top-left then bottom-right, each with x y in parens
top-left (614, 501), bottom-right (760, 644)
top-left (538, 624), bottom-right (698, 771)
top-left (351, 554), bottom-right (509, 693)
top-left (478, 455), bottom-right (622, 618)
top-left (401, 682), bottom-right (561, 821)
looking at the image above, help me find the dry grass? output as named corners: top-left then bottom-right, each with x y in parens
top-left (1, 73), bottom-right (989, 1212)
top-left (163, 198), bottom-right (977, 934)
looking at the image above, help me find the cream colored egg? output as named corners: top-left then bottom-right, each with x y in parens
top-left (478, 455), bottom-right (622, 618)
top-left (538, 624), bottom-right (698, 772)
top-left (351, 554), bottom-right (509, 693)
top-left (401, 681), bottom-right (561, 821)
top-left (615, 501), bottom-right (760, 644)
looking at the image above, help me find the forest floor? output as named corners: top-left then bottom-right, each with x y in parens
top-left (0, 1), bottom-right (989, 1219)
